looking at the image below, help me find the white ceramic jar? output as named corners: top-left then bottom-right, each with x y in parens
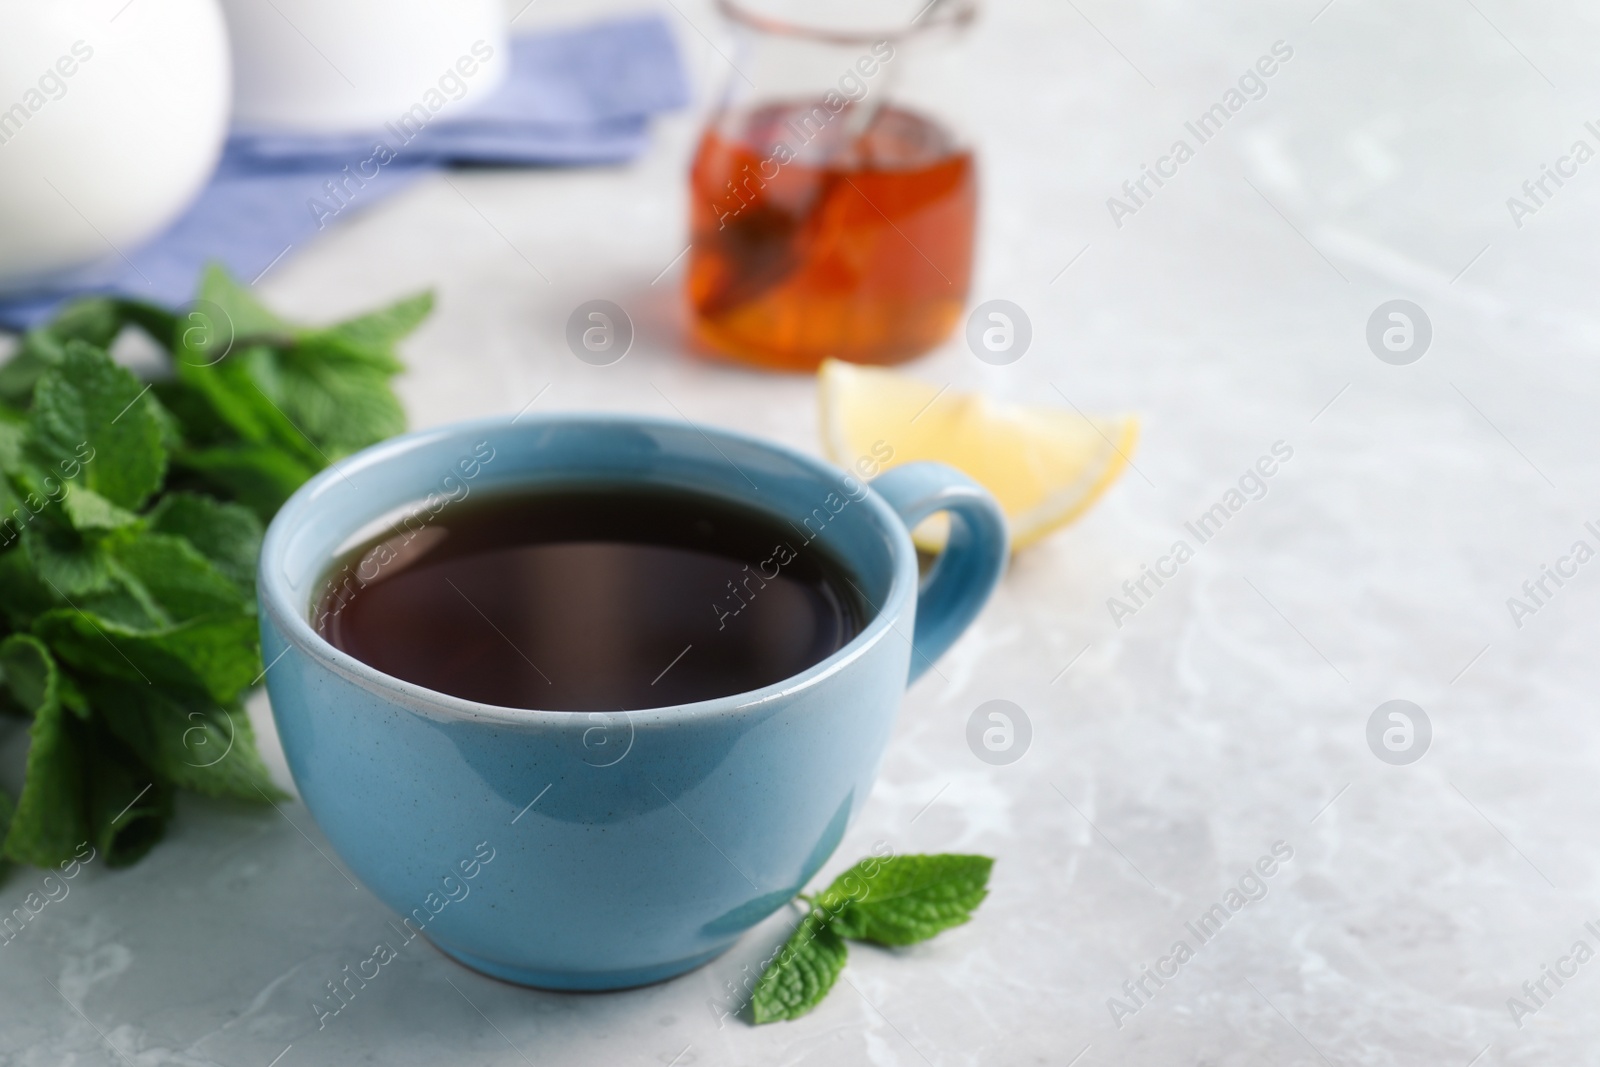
top-left (0, 0), bottom-right (232, 293)
top-left (216, 0), bottom-right (509, 132)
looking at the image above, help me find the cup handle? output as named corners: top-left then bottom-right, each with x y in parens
top-left (871, 462), bottom-right (1009, 685)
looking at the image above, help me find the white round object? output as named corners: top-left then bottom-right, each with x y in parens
top-left (217, 0), bottom-right (509, 132)
top-left (0, 0), bottom-right (232, 293)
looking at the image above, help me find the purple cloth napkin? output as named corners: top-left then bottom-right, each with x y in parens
top-left (0, 16), bottom-right (687, 330)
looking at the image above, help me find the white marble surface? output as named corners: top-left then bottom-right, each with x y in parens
top-left (6, 0), bottom-right (1600, 1063)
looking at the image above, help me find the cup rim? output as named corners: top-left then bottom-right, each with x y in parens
top-left (257, 413), bottom-right (919, 727)
top-left (713, 0), bottom-right (977, 46)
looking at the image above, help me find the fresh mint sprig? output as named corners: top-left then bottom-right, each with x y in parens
top-left (0, 267), bottom-right (431, 872)
top-left (749, 853), bottom-right (994, 1023)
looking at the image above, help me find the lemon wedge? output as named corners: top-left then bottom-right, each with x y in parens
top-left (818, 359), bottom-right (1139, 552)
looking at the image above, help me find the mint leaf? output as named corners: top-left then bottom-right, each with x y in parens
top-left (72, 583), bottom-right (167, 632)
top-left (749, 910), bottom-right (849, 1024)
top-left (150, 377), bottom-right (243, 450)
top-left (1, 639), bottom-right (89, 867)
top-left (0, 293), bottom-right (136, 408)
top-left (43, 297), bottom-right (127, 348)
top-left (0, 634), bottom-right (66, 717)
top-left (0, 485), bottom-right (26, 553)
top-left (152, 272), bottom-right (417, 505)
top-left (83, 725), bottom-right (170, 868)
top-left (21, 524), bottom-right (117, 599)
top-left (173, 442), bottom-right (321, 522)
top-left (169, 347), bottom-right (326, 467)
top-left (29, 341), bottom-right (166, 510)
top-left (268, 352), bottom-right (404, 458)
top-left (0, 297), bottom-right (169, 410)
top-left (147, 492), bottom-right (262, 593)
top-left (0, 549), bottom-right (56, 629)
top-left (746, 852), bottom-right (996, 1025)
top-left (0, 272), bottom-right (429, 875)
top-left (35, 608), bottom-right (260, 705)
top-left (0, 332), bottom-right (61, 408)
top-left (176, 277), bottom-right (422, 461)
top-left (90, 682), bottom-right (280, 802)
top-left (162, 702), bottom-right (280, 801)
top-left (195, 264), bottom-right (291, 345)
top-left (61, 484), bottom-right (139, 531)
top-left (817, 854), bottom-right (993, 946)
top-left (0, 411), bottom-right (26, 470)
top-left (316, 290), bottom-right (433, 367)
top-left (109, 531), bottom-right (245, 624)
top-left (0, 631), bottom-right (90, 727)
top-left (105, 298), bottom-right (180, 352)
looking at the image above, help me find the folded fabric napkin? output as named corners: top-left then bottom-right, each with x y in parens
top-left (0, 15), bottom-right (688, 330)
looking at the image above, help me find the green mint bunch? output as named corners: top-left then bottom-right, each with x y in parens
top-left (749, 852), bottom-right (994, 1024)
top-left (0, 267), bottom-right (430, 874)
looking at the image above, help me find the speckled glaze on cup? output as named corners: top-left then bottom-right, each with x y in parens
top-left (258, 414), bottom-right (1007, 990)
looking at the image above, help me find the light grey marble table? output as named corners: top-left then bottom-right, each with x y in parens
top-left (6, 0), bottom-right (1600, 1063)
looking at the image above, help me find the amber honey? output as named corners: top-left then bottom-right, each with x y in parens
top-left (687, 102), bottom-right (976, 371)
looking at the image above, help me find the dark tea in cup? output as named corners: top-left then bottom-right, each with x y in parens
top-left (314, 485), bottom-right (867, 711)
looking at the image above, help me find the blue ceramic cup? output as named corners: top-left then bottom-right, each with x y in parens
top-left (258, 414), bottom-right (1007, 990)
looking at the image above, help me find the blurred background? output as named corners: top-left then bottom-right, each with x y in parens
top-left (4, 0), bottom-right (1600, 1064)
